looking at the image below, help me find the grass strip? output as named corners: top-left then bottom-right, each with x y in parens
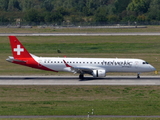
top-left (0, 86), bottom-right (159, 116)
top-left (0, 25), bottom-right (160, 33)
top-left (1, 118), bottom-right (160, 120)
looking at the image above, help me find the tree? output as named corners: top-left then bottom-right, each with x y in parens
top-left (24, 9), bottom-right (43, 23)
top-left (70, 15), bottom-right (84, 24)
top-left (42, 0), bottom-right (53, 11)
top-left (148, 0), bottom-right (160, 20)
top-left (45, 11), bottom-right (64, 24)
top-left (56, 7), bottom-right (69, 16)
top-left (82, 6), bottom-right (93, 16)
top-left (0, 0), bottom-right (9, 11)
top-left (137, 14), bottom-right (147, 22)
top-left (94, 6), bottom-right (108, 23)
top-left (114, 0), bottom-right (131, 13)
top-left (127, 0), bottom-right (151, 15)
top-left (20, 0), bottom-right (41, 11)
top-left (8, 0), bottom-right (21, 11)
top-left (107, 15), bottom-right (119, 23)
top-left (20, 0), bottom-right (32, 11)
top-left (106, 4), bottom-right (116, 15)
top-left (0, 15), bottom-right (9, 23)
top-left (120, 10), bottom-right (137, 22)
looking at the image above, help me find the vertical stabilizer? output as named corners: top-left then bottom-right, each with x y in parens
top-left (9, 36), bottom-right (32, 58)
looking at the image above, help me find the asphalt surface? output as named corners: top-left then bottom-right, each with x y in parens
top-left (0, 76), bottom-right (160, 85)
top-left (1, 32), bottom-right (160, 36)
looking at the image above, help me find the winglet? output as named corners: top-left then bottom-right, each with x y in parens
top-left (9, 36), bottom-right (32, 59)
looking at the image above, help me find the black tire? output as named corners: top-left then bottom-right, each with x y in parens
top-left (79, 74), bottom-right (84, 79)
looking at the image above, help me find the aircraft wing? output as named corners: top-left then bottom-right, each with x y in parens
top-left (71, 66), bottom-right (93, 74)
top-left (63, 60), bottom-right (100, 74)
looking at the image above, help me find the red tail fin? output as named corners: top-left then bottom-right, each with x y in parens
top-left (9, 36), bottom-right (32, 59)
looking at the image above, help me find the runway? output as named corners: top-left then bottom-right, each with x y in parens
top-left (0, 76), bottom-right (160, 85)
top-left (2, 32), bottom-right (160, 36)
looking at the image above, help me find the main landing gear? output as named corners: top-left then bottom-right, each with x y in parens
top-left (79, 74), bottom-right (84, 79)
top-left (137, 73), bottom-right (140, 79)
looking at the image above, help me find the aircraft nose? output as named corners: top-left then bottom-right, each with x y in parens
top-left (150, 65), bottom-right (156, 71)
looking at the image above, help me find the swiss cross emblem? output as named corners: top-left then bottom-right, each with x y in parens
top-left (14, 45), bottom-right (24, 55)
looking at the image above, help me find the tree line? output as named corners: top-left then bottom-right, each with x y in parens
top-left (0, 0), bottom-right (160, 25)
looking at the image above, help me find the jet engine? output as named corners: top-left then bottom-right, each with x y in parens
top-left (92, 69), bottom-right (106, 78)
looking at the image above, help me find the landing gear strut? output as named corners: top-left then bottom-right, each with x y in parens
top-left (137, 73), bottom-right (140, 79)
top-left (79, 74), bottom-right (84, 79)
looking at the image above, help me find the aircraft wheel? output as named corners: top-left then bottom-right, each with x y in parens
top-left (79, 74), bottom-right (84, 79)
top-left (137, 73), bottom-right (140, 78)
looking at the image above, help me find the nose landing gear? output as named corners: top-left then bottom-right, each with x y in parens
top-left (137, 73), bottom-right (140, 78)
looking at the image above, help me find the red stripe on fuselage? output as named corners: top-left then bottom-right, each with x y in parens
top-left (13, 57), bottom-right (58, 72)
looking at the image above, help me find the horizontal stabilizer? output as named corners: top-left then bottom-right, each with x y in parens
top-left (6, 56), bottom-right (26, 63)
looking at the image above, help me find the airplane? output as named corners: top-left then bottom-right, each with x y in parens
top-left (6, 36), bottom-right (156, 79)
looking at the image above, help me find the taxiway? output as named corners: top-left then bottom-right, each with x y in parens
top-left (2, 32), bottom-right (160, 36)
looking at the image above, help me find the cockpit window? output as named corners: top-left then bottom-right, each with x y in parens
top-left (143, 62), bottom-right (149, 64)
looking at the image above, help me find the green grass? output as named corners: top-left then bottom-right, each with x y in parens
top-left (1, 118), bottom-right (160, 120)
top-left (1, 25), bottom-right (160, 33)
top-left (0, 86), bottom-right (160, 116)
top-left (2, 36), bottom-right (160, 54)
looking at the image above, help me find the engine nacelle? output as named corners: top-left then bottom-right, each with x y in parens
top-left (92, 69), bottom-right (106, 78)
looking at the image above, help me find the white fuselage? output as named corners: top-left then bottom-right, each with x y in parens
top-left (33, 57), bottom-right (155, 73)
